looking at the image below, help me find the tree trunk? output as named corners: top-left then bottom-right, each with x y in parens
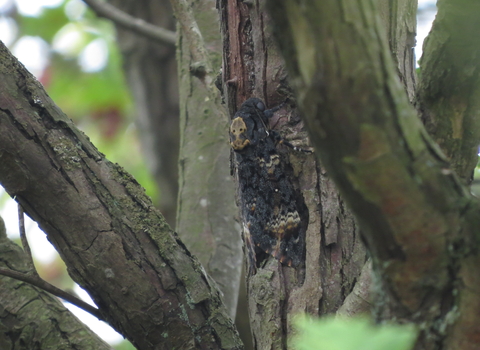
top-left (218, 1), bottom-right (366, 348)
top-left (266, 0), bottom-right (480, 349)
top-left (169, 0), bottom-right (243, 319)
top-left (0, 41), bottom-right (242, 350)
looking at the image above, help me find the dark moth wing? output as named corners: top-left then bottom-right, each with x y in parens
top-left (230, 98), bottom-right (307, 272)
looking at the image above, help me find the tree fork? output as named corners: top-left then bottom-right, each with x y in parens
top-left (266, 0), bottom-right (480, 349)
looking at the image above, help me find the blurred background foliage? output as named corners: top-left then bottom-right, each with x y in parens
top-left (1, 0), bottom-right (158, 203)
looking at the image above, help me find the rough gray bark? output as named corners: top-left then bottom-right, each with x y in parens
top-left (0, 216), bottom-right (114, 350)
top-left (266, 0), bottom-right (480, 349)
top-left (169, 0), bottom-right (243, 319)
top-left (219, 1), bottom-right (366, 348)
top-left (109, 0), bottom-right (180, 226)
top-left (0, 41), bottom-right (242, 350)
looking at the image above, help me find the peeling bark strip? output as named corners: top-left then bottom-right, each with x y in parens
top-left (221, 0), bottom-right (250, 109)
top-left (266, 0), bottom-right (480, 349)
top-left (0, 42), bottom-right (242, 349)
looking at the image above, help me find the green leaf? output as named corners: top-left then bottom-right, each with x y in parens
top-left (292, 315), bottom-right (417, 350)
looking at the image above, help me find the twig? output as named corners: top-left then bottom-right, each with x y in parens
top-left (18, 204), bottom-right (37, 276)
top-left (14, 206), bottom-right (103, 319)
top-left (82, 0), bottom-right (176, 46)
top-left (0, 267), bottom-right (105, 321)
top-left (15, 208), bottom-right (104, 320)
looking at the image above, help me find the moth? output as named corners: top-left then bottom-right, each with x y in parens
top-left (230, 97), bottom-right (310, 273)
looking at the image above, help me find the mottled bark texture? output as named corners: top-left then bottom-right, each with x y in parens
top-left (0, 216), bottom-right (113, 350)
top-left (417, 0), bottom-right (480, 183)
top-left (219, 1), bottom-right (366, 348)
top-left (0, 42), bottom-right (242, 350)
top-left (266, 0), bottom-right (480, 349)
top-left (169, 0), bottom-right (243, 318)
top-left (109, 0), bottom-right (180, 226)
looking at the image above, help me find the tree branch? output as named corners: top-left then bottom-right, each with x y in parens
top-left (169, 0), bottom-right (212, 70)
top-left (0, 267), bottom-right (105, 321)
top-left (417, 0), bottom-right (480, 182)
top-left (83, 0), bottom-right (176, 46)
top-left (0, 41), bottom-right (241, 350)
top-left (266, 0), bottom-right (480, 348)
top-left (13, 205), bottom-right (105, 319)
